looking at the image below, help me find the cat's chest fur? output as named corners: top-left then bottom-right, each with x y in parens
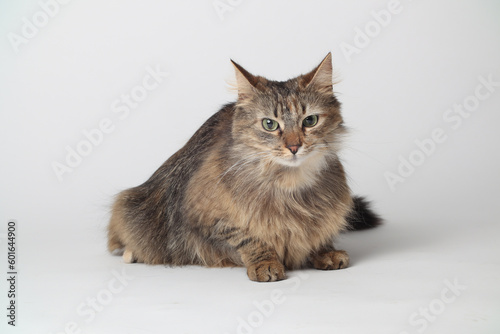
top-left (185, 149), bottom-right (352, 268)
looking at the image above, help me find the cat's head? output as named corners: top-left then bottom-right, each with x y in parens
top-left (230, 53), bottom-right (346, 169)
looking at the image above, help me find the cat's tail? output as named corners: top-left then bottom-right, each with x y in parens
top-left (345, 196), bottom-right (382, 231)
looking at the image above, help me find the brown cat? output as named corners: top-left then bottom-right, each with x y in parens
top-left (107, 53), bottom-right (380, 282)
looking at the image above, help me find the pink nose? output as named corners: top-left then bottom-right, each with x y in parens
top-left (287, 145), bottom-right (300, 155)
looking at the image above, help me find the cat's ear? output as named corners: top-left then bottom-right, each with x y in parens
top-left (231, 60), bottom-right (259, 100)
top-left (300, 53), bottom-right (333, 93)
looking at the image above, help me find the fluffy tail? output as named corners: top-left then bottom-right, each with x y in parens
top-left (345, 196), bottom-right (382, 231)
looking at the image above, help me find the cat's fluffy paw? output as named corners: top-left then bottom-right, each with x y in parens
top-left (247, 261), bottom-right (286, 282)
top-left (311, 250), bottom-right (349, 270)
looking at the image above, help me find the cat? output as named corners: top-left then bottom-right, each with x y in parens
top-left (107, 53), bottom-right (380, 282)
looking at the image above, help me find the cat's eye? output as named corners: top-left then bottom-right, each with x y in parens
top-left (303, 115), bottom-right (318, 127)
top-left (262, 119), bottom-right (279, 131)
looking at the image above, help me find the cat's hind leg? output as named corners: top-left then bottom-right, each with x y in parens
top-left (107, 193), bottom-right (127, 254)
top-left (107, 219), bottom-right (124, 254)
top-left (122, 248), bottom-right (136, 263)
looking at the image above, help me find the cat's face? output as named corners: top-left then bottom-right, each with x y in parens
top-left (231, 53), bottom-right (345, 169)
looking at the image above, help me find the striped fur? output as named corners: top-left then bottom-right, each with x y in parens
top-left (107, 53), bottom-right (380, 282)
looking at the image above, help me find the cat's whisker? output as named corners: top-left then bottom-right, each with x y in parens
top-left (215, 151), bottom-right (271, 187)
top-left (312, 144), bottom-right (331, 149)
top-left (230, 153), bottom-right (276, 197)
top-left (309, 143), bottom-right (335, 155)
top-left (238, 152), bottom-right (273, 171)
top-left (339, 145), bottom-right (388, 167)
top-left (216, 157), bottom-right (256, 185)
top-left (319, 141), bottom-right (387, 167)
top-left (218, 151), bottom-right (266, 177)
top-left (231, 156), bottom-right (265, 178)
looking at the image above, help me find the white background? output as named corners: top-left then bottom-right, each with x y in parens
top-left (1, 1), bottom-right (499, 333)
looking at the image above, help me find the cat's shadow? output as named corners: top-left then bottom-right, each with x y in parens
top-left (336, 221), bottom-right (446, 265)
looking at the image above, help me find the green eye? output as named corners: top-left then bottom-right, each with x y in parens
top-left (303, 115), bottom-right (318, 127)
top-left (262, 118), bottom-right (279, 131)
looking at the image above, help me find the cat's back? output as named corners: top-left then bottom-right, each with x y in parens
top-left (149, 102), bottom-right (234, 181)
top-left (107, 103), bottom-right (236, 263)
top-left (130, 103), bottom-right (235, 196)
top-left (115, 104), bottom-right (233, 223)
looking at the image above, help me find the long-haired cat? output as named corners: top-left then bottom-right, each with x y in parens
top-left (107, 53), bottom-right (380, 282)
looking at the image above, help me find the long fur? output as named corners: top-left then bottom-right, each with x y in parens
top-left (107, 53), bottom-right (381, 281)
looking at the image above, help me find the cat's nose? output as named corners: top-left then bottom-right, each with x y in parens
top-left (287, 145), bottom-right (301, 155)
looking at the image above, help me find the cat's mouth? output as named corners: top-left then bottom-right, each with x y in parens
top-left (274, 149), bottom-right (326, 168)
top-left (276, 153), bottom-right (309, 167)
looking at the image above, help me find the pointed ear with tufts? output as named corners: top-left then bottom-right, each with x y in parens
top-left (231, 60), bottom-right (260, 100)
top-left (300, 52), bottom-right (334, 94)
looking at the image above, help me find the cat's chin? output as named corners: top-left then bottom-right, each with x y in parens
top-left (274, 150), bottom-right (327, 169)
top-left (275, 155), bottom-right (310, 168)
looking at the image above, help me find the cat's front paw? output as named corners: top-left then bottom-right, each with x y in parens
top-left (247, 260), bottom-right (286, 282)
top-left (311, 250), bottom-right (349, 270)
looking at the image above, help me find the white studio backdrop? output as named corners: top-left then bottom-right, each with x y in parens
top-left (0, 1), bottom-right (499, 334)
